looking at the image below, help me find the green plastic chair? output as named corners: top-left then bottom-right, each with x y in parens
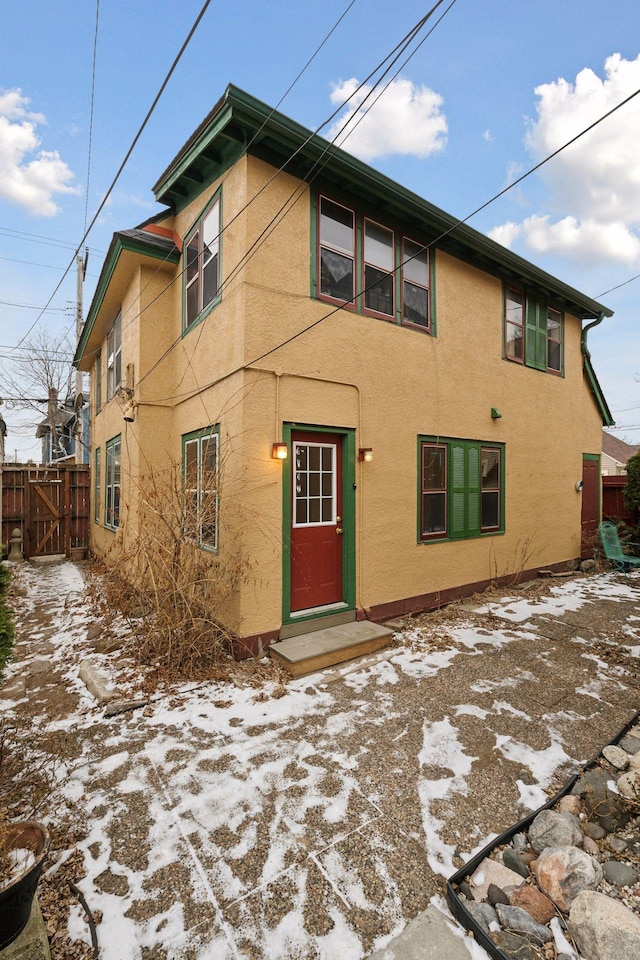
top-left (598, 521), bottom-right (640, 574)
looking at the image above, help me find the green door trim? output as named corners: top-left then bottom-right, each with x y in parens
top-left (281, 422), bottom-right (356, 626)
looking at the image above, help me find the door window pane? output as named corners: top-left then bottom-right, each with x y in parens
top-left (293, 443), bottom-right (335, 527)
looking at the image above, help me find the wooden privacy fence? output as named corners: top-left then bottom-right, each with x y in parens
top-left (1, 464), bottom-right (90, 560)
top-left (602, 475), bottom-right (637, 527)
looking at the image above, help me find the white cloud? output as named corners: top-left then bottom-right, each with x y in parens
top-left (0, 88), bottom-right (77, 217)
top-left (483, 129), bottom-right (494, 142)
top-left (492, 53), bottom-right (640, 264)
top-left (326, 76), bottom-right (447, 161)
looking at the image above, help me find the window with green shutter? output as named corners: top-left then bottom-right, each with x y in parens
top-left (419, 436), bottom-right (504, 542)
top-left (504, 286), bottom-right (563, 375)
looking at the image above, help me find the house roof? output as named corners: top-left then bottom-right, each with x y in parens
top-left (74, 222), bottom-right (180, 368)
top-left (153, 84), bottom-right (613, 324)
top-left (602, 430), bottom-right (639, 465)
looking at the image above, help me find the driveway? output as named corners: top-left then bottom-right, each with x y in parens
top-left (2, 561), bottom-right (639, 959)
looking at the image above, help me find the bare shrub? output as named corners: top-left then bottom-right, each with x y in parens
top-left (97, 454), bottom-right (251, 681)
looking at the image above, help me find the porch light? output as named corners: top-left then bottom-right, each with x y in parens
top-left (272, 442), bottom-right (288, 460)
top-left (358, 448), bottom-right (373, 463)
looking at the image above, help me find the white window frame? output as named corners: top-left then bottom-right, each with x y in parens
top-left (107, 313), bottom-right (122, 400)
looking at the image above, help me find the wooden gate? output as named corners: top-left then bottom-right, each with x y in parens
top-left (2, 464), bottom-right (90, 559)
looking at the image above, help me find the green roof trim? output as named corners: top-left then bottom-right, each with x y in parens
top-left (154, 84), bottom-right (612, 322)
top-left (584, 354), bottom-right (614, 426)
top-left (74, 230), bottom-right (179, 366)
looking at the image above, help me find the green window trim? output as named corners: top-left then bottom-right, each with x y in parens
top-left (418, 436), bottom-right (505, 542)
top-left (104, 435), bottom-right (121, 531)
top-left (94, 447), bottom-right (101, 525)
top-left (182, 425), bottom-right (220, 552)
top-left (505, 285), bottom-right (564, 375)
top-left (182, 191), bottom-right (222, 334)
top-left (312, 191), bottom-right (435, 335)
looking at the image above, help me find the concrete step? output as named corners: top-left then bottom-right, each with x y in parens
top-left (269, 621), bottom-right (394, 678)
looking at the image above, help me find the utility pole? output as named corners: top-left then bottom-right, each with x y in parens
top-left (75, 248), bottom-right (89, 464)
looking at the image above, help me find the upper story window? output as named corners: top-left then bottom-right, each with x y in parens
top-left (364, 220), bottom-right (394, 318)
top-left (402, 238), bottom-right (430, 330)
top-left (319, 197), bottom-right (355, 304)
top-left (184, 196), bottom-right (220, 330)
top-left (504, 286), bottom-right (563, 375)
top-left (316, 194), bottom-right (432, 334)
top-left (106, 313), bottom-right (122, 400)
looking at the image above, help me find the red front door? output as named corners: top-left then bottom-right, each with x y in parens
top-left (290, 431), bottom-right (343, 612)
top-left (581, 456), bottom-right (599, 559)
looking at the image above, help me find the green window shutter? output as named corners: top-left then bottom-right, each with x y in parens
top-left (450, 441), bottom-right (481, 539)
top-left (525, 297), bottom-right (547, 371)
top-left (466, 444), bottom-right (481, 537)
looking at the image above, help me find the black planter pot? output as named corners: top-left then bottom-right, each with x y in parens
top-left (0, 822), bottom-right (49, 950)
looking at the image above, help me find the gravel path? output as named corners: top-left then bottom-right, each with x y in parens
top-left (2, 561), bottom-right (639, 959)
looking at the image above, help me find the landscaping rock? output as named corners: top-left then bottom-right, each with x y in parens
top-left (606, 835), bottom-right (627, 854)
top-left (569, 890), bottom-right (640, 960)
top-left (618, 734), bottom-right (640, 755)
top-left (495, 903), bottom-right (553, 943)
top-left (583, 835), bottom-right (600, 856)
top-left (528, 810), bottom-right (583, 853)
top-left (487, 883), bottom-right (510, 907)
top-left (502, 847), bottom-right (530, 879)
top-left (509, 884), bottom-right (556, 925)
top-left (469, 859), bottom-right (525, 901)
top-left (511, 832), bottom-right (528, 852)
top-left (535, 845), bottom-right (603, 912)
top-left (490, 931), bottom-right (535, 960)
top-left (602, 860), bottom-right (639, 887)
top-left (602, 745), bottom-right (630, 770)
top-left (585, 821), bottom-right (607, 840)
top-left (557, 795), bottom-right (581, 816)
top-left (577, 766), bottom-right (632, 832)
top-left (466, 901), bottom-right (497, 934)
top-left (617, 770), bottom-right (640, 801)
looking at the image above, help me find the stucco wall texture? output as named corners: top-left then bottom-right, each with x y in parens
top-left (87, 154), bottom-right (604, 643)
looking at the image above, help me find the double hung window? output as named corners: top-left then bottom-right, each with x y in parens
top-left (106, 314), bottom-right (122, 399)
top-left (364, 219), bottom-right (394, 318)
top-left (319, 197), bottom-right (355, 304)
top-left (185, 197), bottom-right (220, 330)
top-left (105, 435), bottom-right (121, 530)
top-left (420, 437), bottom-right (504, 541)
top-left (316, 194), bottom-right (432, 333)
top-left (94, 447), bottom-right (101, 524)
top-left (402, 239), bottom-right (430, 329)
top-left (183, 428), bottom-right (219, 550)
top-left (504, 286), bottom-right (563, 374)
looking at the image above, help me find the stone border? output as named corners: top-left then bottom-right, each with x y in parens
top-left (446, 709), bottom-right (640, 960)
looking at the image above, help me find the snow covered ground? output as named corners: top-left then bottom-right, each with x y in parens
top-left (2, 562), bottom-right (639, 959)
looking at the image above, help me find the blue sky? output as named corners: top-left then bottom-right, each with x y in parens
top-left (1, 0), bottom-right (640, 457)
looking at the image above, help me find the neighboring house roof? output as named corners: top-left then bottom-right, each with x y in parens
top-left (35, 407), bottom-right (75, 439)
top-left (602, 430), bottom-right (640, 466)
top-left (76, 84), bottom-right (614, 427)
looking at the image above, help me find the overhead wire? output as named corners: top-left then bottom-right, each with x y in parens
top-left (133, 0), bottom-right (454, 393)
top-left (14, 0), bottom-right (214, 349)
top-left (138, 49), bottom-right (640, 406)
top-left (84, 0), bottom-right (100, 234)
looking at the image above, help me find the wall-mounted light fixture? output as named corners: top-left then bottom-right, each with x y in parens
top-left (272, 442), bottom-right (288, 460)
top-left (358, 447), bottom-right (373, 463)
top-left (575, 480), bottom-right (584, 492)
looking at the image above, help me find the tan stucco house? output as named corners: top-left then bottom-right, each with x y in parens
top-left (75, 85), bottom-right (614, 655)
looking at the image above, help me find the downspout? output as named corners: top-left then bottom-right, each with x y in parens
top-left (581, 310), bottom-right (606, 361)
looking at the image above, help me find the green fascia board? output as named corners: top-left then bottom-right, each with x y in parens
top-left (584, 354), bottom-right (614, 426)
top-left (75, 231), bottom-right (179, 366)
top-left (155, 84), bottom-right (612, 323)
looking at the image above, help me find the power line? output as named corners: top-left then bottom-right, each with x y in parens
top-left (141, 75), bottom-right (640, 406)
top-left (133, 0), bottom-right (454, 392)
top-left (16, 0), bottom-right (214, 348)
top-left (595, 272), bottom-right (640, 300)
top-left (84, 0), bottom-right (100, 235)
